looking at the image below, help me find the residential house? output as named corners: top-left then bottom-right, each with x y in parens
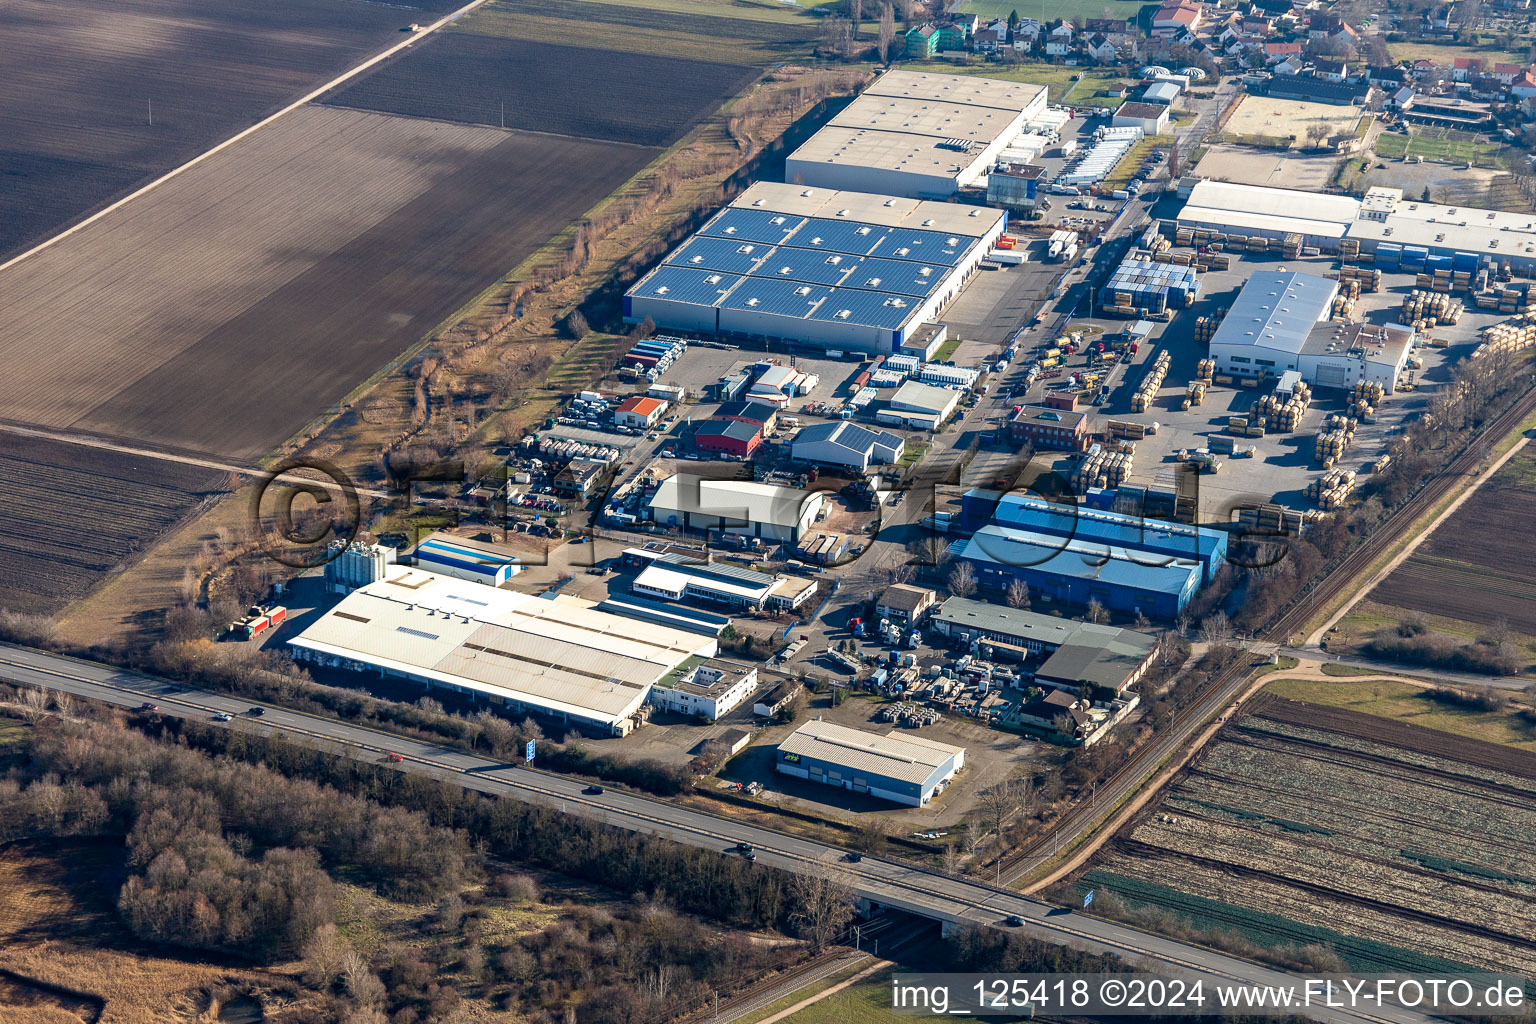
top-left (1491, 62), bottom-right (1529, 85)
top-left (905, 23), bottom-right (938, 59)
top-left (1391, 85), bottom-right (1416, 109)
top-left (1152, 1), bottom-right (1201, 38)
top-left (1367, 65), bottom-right (1408, 89)
top-left (1085, 33), bottom-right (1118, 62)
top-left (1411, 59), bottom-right (1443, 81)
top-left (1314, 57), bottom-right (1349, 82)
top-left (1512, 71), bottom-right (1536, 101)
top-left (1014, 688), bottom-right (1089, 737)
top-left (1264, 41), bottom-right (1302, 63)
top-left (1087, 17), bottom-right (1139, 44)
top-left (1451, 56), bottom-right (1485, 82)
top-left (1013, 17), bottom-right (1043, 43)
top-left (1274, 54), bottom-right (1304, 76)
top-left (1240, 17), bottom-right (1274, 36)
top-left (1045, 36), bottom-right (1071, 56)
top-left (973, 18), bottom-right (1009, 51)
top-left (1425, 3), bottom-right (1458, 31)
top-left (934, 23), bottom-right (969, 50)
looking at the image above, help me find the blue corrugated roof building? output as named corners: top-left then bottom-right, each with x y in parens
top-left (960, 491), bottom-right (1227, 582)
top-left (953, 525), bottom-right (1204, 619)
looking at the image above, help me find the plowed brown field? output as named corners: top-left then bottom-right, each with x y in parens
top-left (0, 105), bottom-right (659, 459)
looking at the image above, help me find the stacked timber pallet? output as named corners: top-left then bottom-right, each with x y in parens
top-left (1072, 446), bottom-right (1135, 490)
top-left (1227, 414), bottom-right (1266, 438)
top-left (1339, 238), bottom-right (1361, 263)
top-left (1307, 468), bottom-right (1357, 510)
top-left (1107, 419), bottom-right (1159, 440)
top-left (1255, 386), bottom-right (1310, 432)
top-left (1282, 233), bottom-right (1303, 259)
top-left (1399, 290), bottom-right (1463, 329)
top-left (1193, 308), bottom-right (1228, 345)
top-left (1473, 312), bottom-right (1536, 360)
top-left (1337, 266), bottom-right (1380, 293)
top-left (1194, 357), bottom-right (1215, 381)
top-left (1182, 381), bottom-right (1207, 410)
top-left (1129, 350), bottom-right (1172, 413)
top-left (1475, 282), bottom-right (1536, 314)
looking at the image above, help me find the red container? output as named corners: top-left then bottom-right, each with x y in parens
top-left (266, 606), bottom-right (288, 627)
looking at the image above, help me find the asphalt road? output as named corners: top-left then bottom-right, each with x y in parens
top-left (0, 642), bottom-right (1434, 1024)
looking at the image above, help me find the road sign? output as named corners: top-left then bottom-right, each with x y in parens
top-left (1083, 890), bottom-right (1094, 908)
top-left (525, 740), bottom-right (535, 765)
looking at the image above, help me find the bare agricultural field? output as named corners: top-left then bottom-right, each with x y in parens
top-left (1193, 144), bottom-right (1340, 191)
top-left (1221, 96), bottom-right (1361, 148)
top-left (0, 105), bottom-right (659, 459)
top-left (0, 436), bottom-right (222, 615)
top-left (322, 31), bottom-right (758, 148)
top-left (0, 0), bottom-right (461, 259)
top-left (454, 0), bottom-right (820, 63)
top-left (1081, 697), bottom-right (1536, 976)
top-left (1372, 448), bottom-right (1536, 635)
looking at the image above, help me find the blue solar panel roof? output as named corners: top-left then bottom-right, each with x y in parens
top-left (757, 246), bottom-right (861, 287)
top-left (665, 236), bottom-right (770, 276)
top-left (634, 266), bottom-right (743, 306)
top-left (699, 207), bottom-right (805, 245)
top-left (848, 257), bottom-right (944, 298)
top-left (876, 228), bottom-right (972, 266)
top-left (806, 288), bottom-right (916, 330)
top-left (718, 277), bottom-right (831, 319)
top-left (794, 217), bottom-right (892, 257)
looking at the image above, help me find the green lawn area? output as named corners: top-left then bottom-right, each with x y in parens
top-left (1373, 129), bottom-right (1505, 168)
top-left (960, 0), bottom-right (1143, 21)
top-left (1387, 40), bottom-right (1527, 68)
top-left (900, 440), bottom-right (930, 466)
top-left (783, 968), bottom-right (950, 1023)
top-left (932, 337), bottom-right (962, 361)
top-left (1319, 663), bottom-right (1386, 677)
top-left (1100, 134), bottom-right (1172, 189)
top-left (1266, 677), bottom-right (1536, 752)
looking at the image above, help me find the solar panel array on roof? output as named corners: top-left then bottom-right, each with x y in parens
top-left (699, 207), bottom-right (807, 245)
top-left (636, 266), bottom-right (745, 305)
top-left (627, 185), bottom-right (995, 338)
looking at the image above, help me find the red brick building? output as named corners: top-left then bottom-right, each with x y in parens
top-left (693, 419), bottom-right (762, 459)
top-left (1009, 405), bottom-right (1090, 451)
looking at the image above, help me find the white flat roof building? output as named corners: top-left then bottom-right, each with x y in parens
top-left (1177, 180), bottom-right (1360, 245)
top-left (647, 474), bottom-right (827, 544)
top-left (877, 380), bottom-right (960, 430)
top-left (287, 567), bottom-right (717, 736)
top-left (1208, 270), bottom-right (1414, 391)
top-left (776, 719), bottom-right (965, 806)
top-left (785, 70), bottom-right (1048, 198)
top-left (1347, 190), bottom-right (1536, 270)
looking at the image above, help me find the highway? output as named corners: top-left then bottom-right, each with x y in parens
top-left (1, 642), bottom-right (1432, 1024)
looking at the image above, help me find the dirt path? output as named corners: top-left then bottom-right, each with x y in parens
top-left (1306, 435), bottom-right (1531, 646)
top-left (0, 0), bottom-right (495, 276)
top-left (753, 959), bottom-right (891, 1024)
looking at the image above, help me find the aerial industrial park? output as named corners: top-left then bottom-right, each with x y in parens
top-left (2, 0), bottom-right (1536, 1020)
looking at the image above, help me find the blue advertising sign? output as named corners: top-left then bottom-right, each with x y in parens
top-left (1083, 890), bottom-right (1094, 908)
top-left (525, 740), bottom-right (536, 764)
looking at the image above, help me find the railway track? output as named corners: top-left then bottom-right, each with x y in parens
top-left (1000, 379), bottom-right (1536, 885)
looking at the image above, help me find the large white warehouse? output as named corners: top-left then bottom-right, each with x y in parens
top-left (1208, 270), bottom-right (1415, 391)
top-left (784, 70), bottom-right (1048, 198)
top-left (288, 567), bottom-right (718, 736)
top-left (1176, 180), bottom-right (1360, 249)
top-left (623, 182), bottom-right (1007, 355)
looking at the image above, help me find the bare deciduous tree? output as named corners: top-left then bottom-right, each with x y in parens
top-left (1085, 598), bottom-right (1108, 624)
top-left (1201, 610), bottom-right (1232, 643)
top-left (948, 562), bottom-right (978, 599)
top-left (878, 4), bottom-right (896, 63)
top-left (788, 854), bottom-right (857, 950)
top-left (1005, 579), bottom-right (1030, 609)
